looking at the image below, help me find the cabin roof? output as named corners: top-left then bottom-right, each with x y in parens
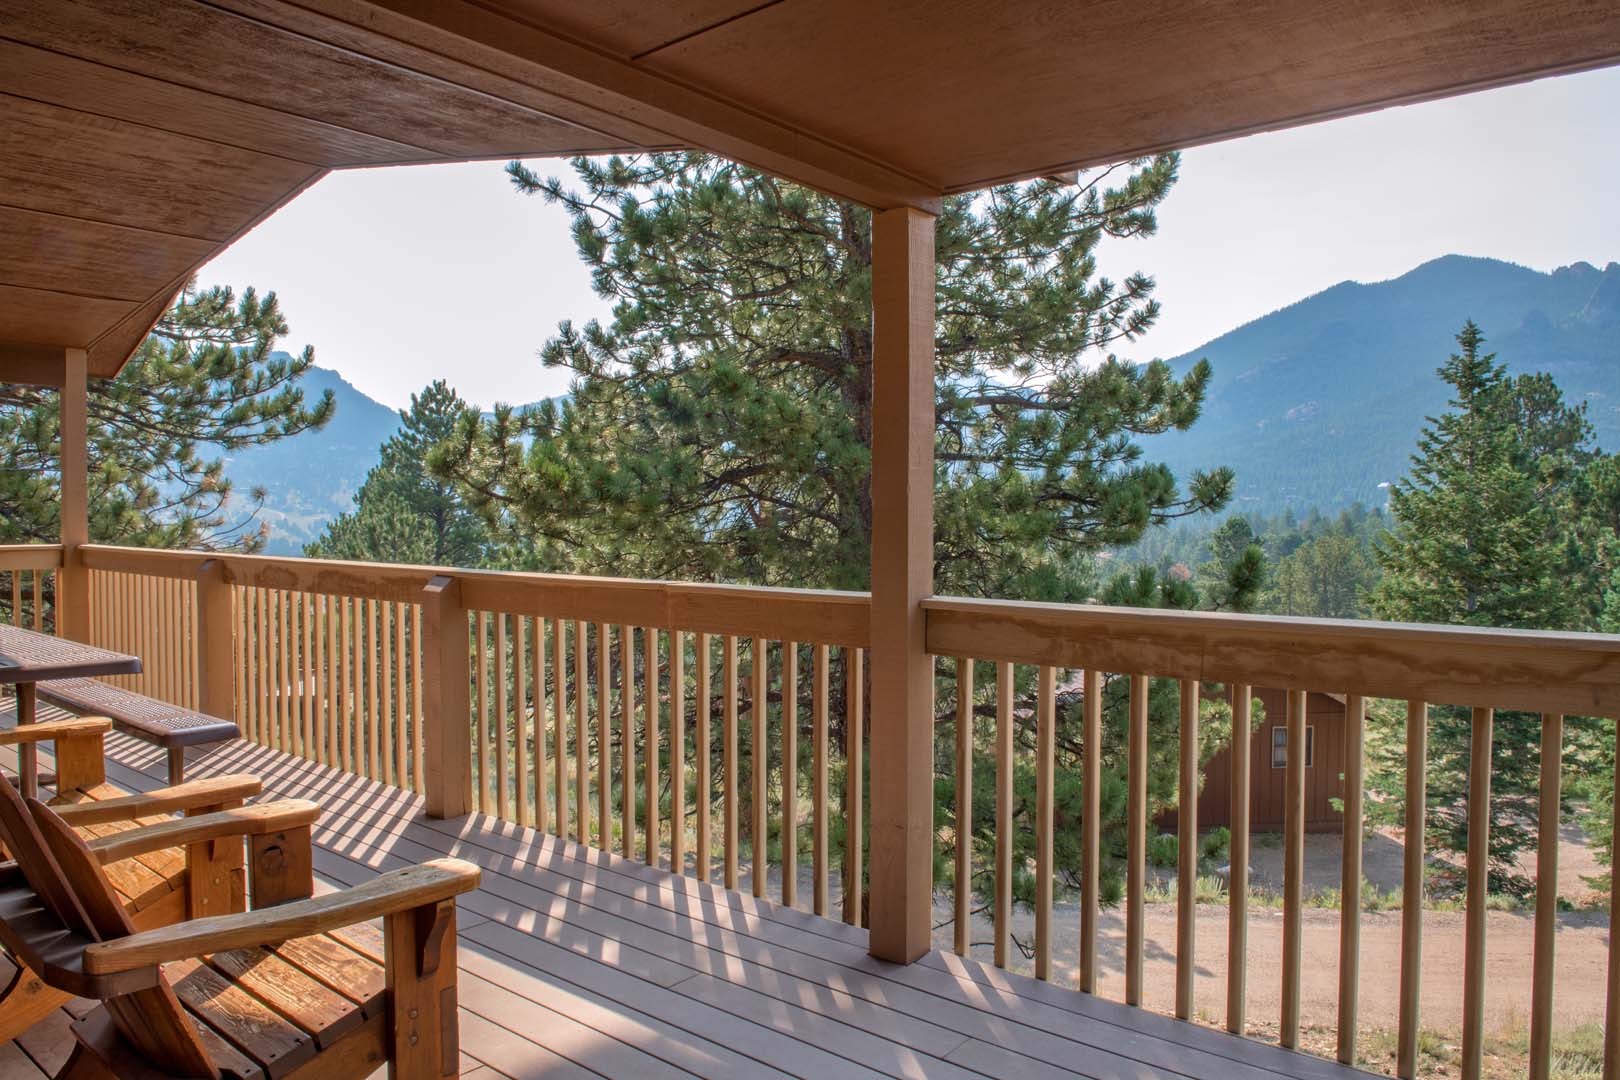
top-left (4, 0), bottom-right (1619, 377)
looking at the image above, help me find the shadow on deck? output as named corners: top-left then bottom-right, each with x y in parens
top-left (2, 719), bottom-right (1375, 1079)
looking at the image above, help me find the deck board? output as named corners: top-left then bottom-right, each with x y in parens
top-left (2, 716), bottom-right (1378, 1080)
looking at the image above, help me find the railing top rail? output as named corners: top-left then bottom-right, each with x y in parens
top-left (79, 545), bottom-right (872, 646)
top-left (0, 544), bottom-right (64, 570)
top-left (925, 595), bottom-right (1620, 717)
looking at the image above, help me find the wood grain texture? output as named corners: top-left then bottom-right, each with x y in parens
top-left (925, 596), bottom-right (1620, 717)
top-left (867, 206), bottom-right (936, 964)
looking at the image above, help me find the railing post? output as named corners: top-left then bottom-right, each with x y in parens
top-left (57, 347), bottom-right (90, 641)
top-left (421, 575), bottom-right (470, 818)
top-left (195, 559), bottom-right (234, 720)
top-left (867, 204), bottom-right (936, 964)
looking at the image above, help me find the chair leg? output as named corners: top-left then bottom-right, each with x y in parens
top-left (385, 900), bottom-right (460, 1079)
top-left (0, 959), bottom-right (70, 1043)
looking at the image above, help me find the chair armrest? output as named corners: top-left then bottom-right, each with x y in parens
top-left (85, 799), bottom-right (320, 865)
top-left (0, 717), bottom-right (112, 745)
top-left (53, 774), bottom-right (263, 827)
top-left (82, 859), bottom-right (480, 975)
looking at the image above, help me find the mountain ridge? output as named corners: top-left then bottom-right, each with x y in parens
top-left (224, 254), bottom-right (1620, 550)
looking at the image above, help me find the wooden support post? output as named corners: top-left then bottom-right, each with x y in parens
top-left (195, 559), bottom-right (234, 722)
top-left (421, 576), bottom-right (470, 819)
top-left (867, 204), bottom-right (936, 965)
top-left (58, 348), bottom-right (89, 641)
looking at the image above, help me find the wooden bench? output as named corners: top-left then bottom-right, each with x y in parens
top-left (35, 678), bottom-right (239, 785)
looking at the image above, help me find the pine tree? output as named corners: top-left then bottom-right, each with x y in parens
top-left (0, 281), bottom-right (332, 550)
top-left (307, 381), bottom-right (491, 566)
top-left (1372, 321), bottom-right (1599, 892)
top-left (433, 152), bottom-right (1233, 596)
top-left (430, 152), bottom-right (1248, 928)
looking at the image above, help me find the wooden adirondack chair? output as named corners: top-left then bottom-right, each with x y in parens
top-left (0, 777), bottom-right (478, 1079)
top-left (0, 716), bottom-right (268, 1040)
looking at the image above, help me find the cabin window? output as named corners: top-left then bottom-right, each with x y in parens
top-left (1270, 725), bottom-right (1314, 769)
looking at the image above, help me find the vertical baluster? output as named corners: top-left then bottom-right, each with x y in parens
top-left (1605, 717), bottom-right (1620, 1080)
top-left (1339, 693), bottom-right (1366, 1064)
top-left (782, 641), bottom-right (798, 906)
top-left (1282, 688), bottom-right (1307, 1048)
top-left (257, 588), bottom-right (271, 747)
top-left (495, 613), bottom-right (509, 818)
top-left (413, 604), bottom-right (425, 794)
top-left (574, 619), bottom-right (589, 847)
top-left (1176, 678), bottom-right (1199, 1018)
top-left (379, 600), bottom-right (394, 784)
top-left (751, 637), bottom-right (768, 899)
top-left (9, 570), bottom-right (18, 627)
top-left (845, 646), bottom-right (864, 927)
top-left (241, 588), bottom-right (256, 743)
top-left (395, 601), bottom-right (408, 788)
top-left (697, 632), bottom-right (712, 882)
top-left (368, 599), bottom-right (382, 780)
top-left (31, 570), bottom-right (42, 632)
top-left (724, 634), bottom-right (740, 891)
top-left (670, 630), bottom-right (685, 874)
top-left (532, 615), bottom-right (546, 833)
top-left (1461, 707), bottom-right (1494, 1080)
top-left (1529, 711), bottom-right (1562, 1080)
top-left (595, 623), bottom-right (609, 851)
top-left (338, 596), bottom-right (353, 774)
top-left (952, 656), bottom-right (973, 954)
top-left (1127, 674), bottom-right (1148, 1006)
top-left (1081, 668), bottom-right (1102, 992)
top-left (994, 660), bottom-right (1013, 968)
top-left (515, 615), bottom-right (530, 828)
top-left (813, 643), bottom-right (830, 917)
top-left (279, 588), bottom-right (294, 749)
top-left (1228, 683), bottom-right (1252, 1034)
top-left (235, 587), bottom-right (248, 738)
top-left (325, 595), bottom-right (338, 767)
top-left (1036, 665), bottom-right (1056, 980)
top-left (347, 593), bottom-right (360, 768)
top-left (475, 611), bottom-right (490, 814)
top-left (553, 619), bottom-right (566, 836)
top-left (620, 625), bottom-right (634, 858)
top-left (301, 593), bottom-right (315, 758)
top-left (645, 627), bottom-right (660, 866)
top-left (157, 577), bottom-right (168, 697)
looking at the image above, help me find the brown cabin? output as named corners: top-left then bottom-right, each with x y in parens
top-left (1163, 688), bottom-right (1349, 834)
top-left (1203, 688), bottom-right (1348, 833)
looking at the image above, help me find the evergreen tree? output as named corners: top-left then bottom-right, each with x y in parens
top-left (433, 152), bottom-right (1233, 596)
top-left (0, 281), bottom-right (332, 550)
top-left (307, 381), bottom-right (490, 566)
top-left (1371, 321), bottom-right (1600, 891)
top-left (431, 152), bottom-right (1245, 928)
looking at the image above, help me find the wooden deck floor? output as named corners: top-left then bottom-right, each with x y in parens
top-left (2, 718), bottom-right (1375, 1079)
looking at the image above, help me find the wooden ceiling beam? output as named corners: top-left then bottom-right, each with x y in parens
top-left (307, 0), bottom-right (943, 211)
top-left (0, 344), bottom-right (67, 388)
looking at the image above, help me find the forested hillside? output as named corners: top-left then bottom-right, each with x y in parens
top-left (1146, 255), bottom-right (1620, 511)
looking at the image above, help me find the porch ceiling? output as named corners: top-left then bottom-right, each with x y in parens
top-left (2, 0), bottom-right (1618, 379)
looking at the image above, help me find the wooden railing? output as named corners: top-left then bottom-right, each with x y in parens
top-left (64, 546), bottom-right (1620, 1079)
top-left (926, 596), bottom-right (1620, 1080)
top-left (0, 544), bottom-right (61, 632)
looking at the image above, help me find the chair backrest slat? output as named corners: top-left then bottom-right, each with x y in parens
top-left (26, 797), bottom-right (219, 1078)
top-left (0, 775), bottom-right (90, 936)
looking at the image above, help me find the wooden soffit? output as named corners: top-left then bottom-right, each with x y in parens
top-left (2, 0), bottom-right (1618, 377)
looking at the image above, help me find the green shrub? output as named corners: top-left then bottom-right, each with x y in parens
top-left (1199, 826), bottom-right (1231, 865)
top-left (1147, 833), bottom-right (1178, 868)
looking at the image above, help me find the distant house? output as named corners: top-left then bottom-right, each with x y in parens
top-left (1167, 687), bottom-right (1349, 834)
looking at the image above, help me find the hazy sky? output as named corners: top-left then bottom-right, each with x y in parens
top-left (199, 65), bottom-right (1620, 411)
